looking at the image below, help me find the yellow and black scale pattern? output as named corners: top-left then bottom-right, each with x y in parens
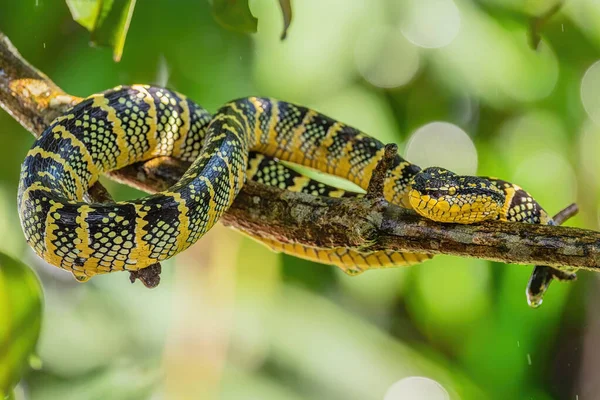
top-left (18, 85), bottom-right (554, 283)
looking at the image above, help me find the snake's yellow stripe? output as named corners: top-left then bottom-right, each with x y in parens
top-left (17, 85), bottom-right (553, 281)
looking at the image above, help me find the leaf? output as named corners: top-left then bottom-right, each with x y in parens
top-left (211, 0), bottom-right (258, 34)
top-left (91, 0), bottom-right (137, 62)
top-left (65, 0), bottom-right (137, 61)
top-left (0, 253), bottom-right (43, 397)
top-left (211, 0), bottom-right (293, 39)
top-left (65, 0), bottom-right (109, 31)
top-left (278, 0), bottom-right (292, 40)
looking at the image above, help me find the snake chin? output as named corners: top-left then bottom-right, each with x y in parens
top-left (409, 167), bottom-right (504, 224)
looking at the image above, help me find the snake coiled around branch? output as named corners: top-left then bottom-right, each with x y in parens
top-left (17, 85), bottom-right (566, 302)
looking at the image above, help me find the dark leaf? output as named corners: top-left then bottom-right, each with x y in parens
top-left (211, 0), bottom-right (293, 39)
top-left (278, 0), bottom-right (292, 39)
top-left (212, 0), bottom-right (258, 34)
top-left (66, 0), bottom-right (136, 61)
top-left (65, 0), bottom-right (112, 31)
top-left (529, 2), bottom-right (563, 50)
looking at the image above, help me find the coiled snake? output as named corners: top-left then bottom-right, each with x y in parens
top-left (17, 85), bottom-right (570, 304)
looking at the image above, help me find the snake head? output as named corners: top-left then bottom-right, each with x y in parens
top-left (408, 167), bottom-right (505, 224)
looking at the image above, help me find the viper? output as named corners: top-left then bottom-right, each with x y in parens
top-left (17, 85), bottom-right (571, 305)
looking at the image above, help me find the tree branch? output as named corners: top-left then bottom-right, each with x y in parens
top-left (1, 31), bottom-right (599, 272)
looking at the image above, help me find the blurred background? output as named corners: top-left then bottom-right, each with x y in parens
top-left (1, 0), bottom-right (599, 399)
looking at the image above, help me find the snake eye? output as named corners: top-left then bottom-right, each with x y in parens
top-left (448, 187), bottom-right (456, 195)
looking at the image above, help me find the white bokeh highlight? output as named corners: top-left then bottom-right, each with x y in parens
top-left (512, 151), bottom-right (578, 207)
top-left (405, 122), bottom-right (478, 175)
top-left (355, 26), bottom-right (420, 88)
top-left (400, 0), bottom-right (461, 48)
top-left (384, 377), bottom-right (450, 400)
top-left (578, 121), bottom-right (600, 186)
top-left (581, 60), bottom-right (600, 125)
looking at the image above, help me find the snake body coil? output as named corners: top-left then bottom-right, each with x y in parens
top-left (18, 85), bottom-right (554, 284)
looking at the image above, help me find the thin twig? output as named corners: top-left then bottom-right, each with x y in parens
top-left (554, 203), bottom-right (578, 225)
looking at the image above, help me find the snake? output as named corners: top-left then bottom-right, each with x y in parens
top-left (17, 85), bottom-right (569, 303)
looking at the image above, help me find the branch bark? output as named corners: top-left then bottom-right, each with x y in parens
top-left (1, 31), bottom-right (599, 271)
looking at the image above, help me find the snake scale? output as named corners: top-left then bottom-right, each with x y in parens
top-left (17, 85), bottom-right (567, 303)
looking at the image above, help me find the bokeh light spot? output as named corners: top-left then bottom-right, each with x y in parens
top-left (581, 60), bottom-right (600, 125)
top-left (577, 121), bottom-right (600, 190)
top-left (405, 122), bottom-right (477, 174)
top-left (354, 26), bottom-right (420, 88)
top-left (512, 151), bottom-right (577, 212)
top-left (400, 0), bottom-right (460, 49)
top-left (384, 376), bottom-right (450, 400)
top-left (251, 0), bottom-right (385, 101)
top-left (495, 110), bottom-right (568, 169)
top-left (408, 256), bottom-right (491, 341)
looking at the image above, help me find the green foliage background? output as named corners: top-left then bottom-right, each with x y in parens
top-left (0, 1), bottom-right (599, 399)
